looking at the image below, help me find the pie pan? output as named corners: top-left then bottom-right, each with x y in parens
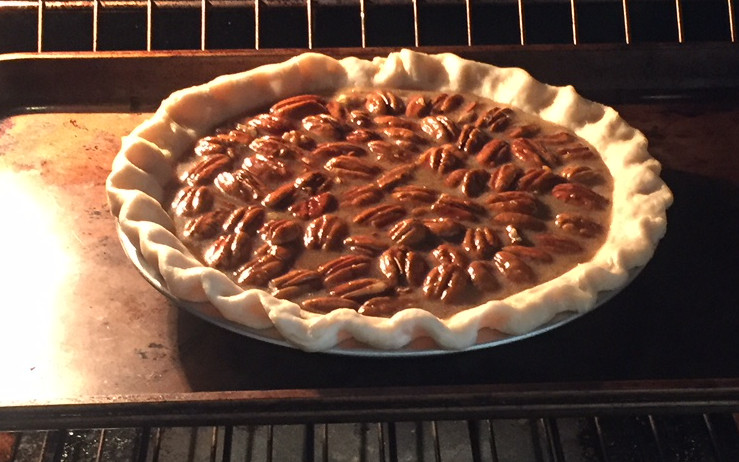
top-left (107, 49), bottom-right (672, 352)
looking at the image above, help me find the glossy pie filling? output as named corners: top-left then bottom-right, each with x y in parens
top-left (167, 89), bottom-right (613, 319)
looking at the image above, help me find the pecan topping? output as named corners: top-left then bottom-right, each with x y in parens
top-left (367, 140), bottom-right (414, 163)
top-left (303, 214), bottom-right (348, 250)
top-left (557, 145), bottom-right (595, 160)
top-left (294, 171), bottom-right (332, 195)
top-left (353, 204), bottom-right (406, 228)
top-left (507, 123), bottom-right (540, 138)
top-left (374, 115), bottom-right (417, 129)
top-left (242, 154), bottom-right (292, 181)
top-left (554, 213), bottom-right (604, 238)
top-left (173, 186), bottom-right (213, 216)
top-left (244, 113), bottom-right (293, 135)
top-left (493, 251), bottom-right (536, 284)
top-left (237, 254), bottom-right (288, 287)
top-left (510, 138), bottom-right (547, 168)
top-left (312, 142), bottom-right (366, 159)
top-left (502, 245), bottom-right (553, 263)
top-left (552, 183), bottom-right (609, 210)
top-left (318, 255), bottom-right (372, 287)
top-left (359, 296), bottom-right (415, 317)
top-left (462, 226), bottom-right (501, 260)
top-left (378, 246), bottom-right (428, 287)
top-left (431, 244), bottom-right (468, 266)
top-left (492, 212), bottom-right (546, 230)
top-left (222, 205), bottom-right (265, 234)
top-left (260, 219), bottom-right (302, 245)
top-left (380, 127), bottom-right (425, 144)
top-left (431, 93), bottom-right (464, 113)
top-left (345, 129), bottom-right (379, 143)
top-left (329, 278), bottom-right (391, 302)
top-left (249, 136), bottom-right (301, 159)
top-left (423, 263), bottom-right (470, 303)
top-left (517, 167), bottom-right (563, 192)
top-left (420, 115), bottom-right (459, 142)
top-left (376, 164), bottom-right (416, 190)
top-left (203, 232), bottom-right (251, 269)
top-left (302, 296), bottom-right (359, 313)
top-left (261, 182), bottom-right (295, 208)
top-left (445, 168), bottom-right (490, 197)
top-left (388, 219), bottom-right (430, 247)
top-left (194, 131), bottom-right (253, 158)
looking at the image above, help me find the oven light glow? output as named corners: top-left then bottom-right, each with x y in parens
top-left (0, 171), bottom-right (74, 401)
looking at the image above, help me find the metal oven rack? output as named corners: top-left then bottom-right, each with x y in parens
top-left (1, 0), bottom-right (738, 461)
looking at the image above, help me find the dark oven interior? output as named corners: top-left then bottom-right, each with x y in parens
top-left (0, 0), bottom-right (738, 461)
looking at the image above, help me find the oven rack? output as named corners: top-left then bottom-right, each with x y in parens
top-left (3, 414), bottom-right (739, 461)
top-left (0, 0), bottom-right (736, 54)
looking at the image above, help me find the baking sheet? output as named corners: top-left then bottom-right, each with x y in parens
top-left (0, 50), bottom-right (737, 413)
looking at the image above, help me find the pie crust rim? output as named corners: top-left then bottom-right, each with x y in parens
top-left (106, 50), bottom-right (673, 352)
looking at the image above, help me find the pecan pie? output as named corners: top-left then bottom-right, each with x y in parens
top-left (107, 50), bottom-right (672, 351)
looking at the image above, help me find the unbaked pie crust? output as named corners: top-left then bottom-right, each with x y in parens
top-left (107, 50), bottom-right (672, 351)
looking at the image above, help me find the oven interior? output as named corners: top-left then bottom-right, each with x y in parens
top-left (0, 0), bottom-right (738, 461)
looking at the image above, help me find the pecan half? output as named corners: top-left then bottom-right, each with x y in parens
top-left (242, 154), bottom-right (292, 181)
top-left (476, 139), bottom-right (510, 166)
top-left (244, 113), bottom-right (293, 135)
top-left (445, 168), bottom-right (490, 197)
top-left (237, 254), bottom-right (288, 287)
top-left (365, 90), bottom-right (404, 115)
top-left (431, 194), bottom-right (486, 222)
top-left (303, 214), bottom-right (348, 250)
top-left (302, 114), bottom-right (344, 140)
top-left (376, 164), bottom-right (417, 190)
top-left (557, 145), bottom-right (595, 160)
top-left (302, 296), bottom-right (359, 313)
top-left (405, 94), bottom-right (431, 118)
top-left (181, 154), bottom-right (232, 186)
top-left (423, 218), bottom-right (465, 241)
top-left (367, 140), bottom-right (414, 163)
top-left (259, 219), bottom-right (302, 245)
top-left (507, 123), bottom-right (540, 138)
top-left (345, 129), bottom-right (379, 143)
top-left (172, 186), bottom-right (213, 216)
top-left (554, 213), bottom-right (604, 238)
top-left (456, 125), bottom-right (488, 153)
top-left (391, 185), bottom-right (438, 203)
top-left (510, 138), bottom-right (547, 168)
top-left (551, 183), bottom-right (609, 210)
top-left (462, 226), bottom-right (501, 259)
top-left (294, 171), bottom-right (332, 195)
top-left (492, 212), bottom-right (545, 230)
top-left (378, 245), bottom-right (428, 287)
top-left (288, 192), bottom-right (337, 220)
top-left (431, 93), bottom-right (464, 113)
top-left (194, 131), bottom-right (253, 158)
top-left (467, 261), bottom-right (500, 292)
top-left (488, 164), bottom-right (521, 192)
top-left (222, 205), bottom-right (265, 234)
top-left (329, 278), bottom-right (391, 302)
top-left (359, 296), bottom-right (415, 317)
top-left (535, 233), bottom-right (583, 254)
top-left (422, 263), bottom-right (470, 303)
top-left (260, 182), bottom-right (295, 208)
top-left (249, 136), bottom-right (301, 159)
top-left (419, 145), bottom-right (465, 175)
top-left (431, 244), bottom-right (468, 266)
top-left (388, 219), bottom-right (430, 247)
top-left (343, 234), bottom-right (390, 256)
top-left (486, 191), bottom-right (538, 215)
top-left (270, 269), bottom-right (322, 299)
top-left (374, 115), bottom-right (417, 129)
top-left (517, 167), bottom-right (563, 192)
top-left (560, 165), bottom-right (604, 185)
top-left (380, 127), bottom-right (425, 144)
top-left (353, 204), bottom-right (406, 228)
top-left (475, 107), bottom-right (512, 131)
top-left (215, 169), bottom-right (266, 202)
top-left (312, 142), bottom-right (366, 159)
top-left (420, 115), bottom-right (459, 142)
top-left (493, 250), bottom-right (536, 284)
top-left (183, 209), bottom-right (229, 239)
top-left (270, 94), bottom-right (327, 119)
top-left (324, 155), bottom-right (381, 180)
top-left (502, 244), bottom-right (553, 263)
top-left (344, 184), bottom-right (384, 206)
top-left (203, 232), bottom-right (251, 269)
top-left (318, 255), bottom-right (373, 287)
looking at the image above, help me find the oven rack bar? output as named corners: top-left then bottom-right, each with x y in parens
top-left (2, 413), bottom-right (738, 461)
top-left (0, 0), bottom-right (736, 54)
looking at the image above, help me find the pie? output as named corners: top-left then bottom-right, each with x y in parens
top-left (106, 50), bottom-right (672, 351)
